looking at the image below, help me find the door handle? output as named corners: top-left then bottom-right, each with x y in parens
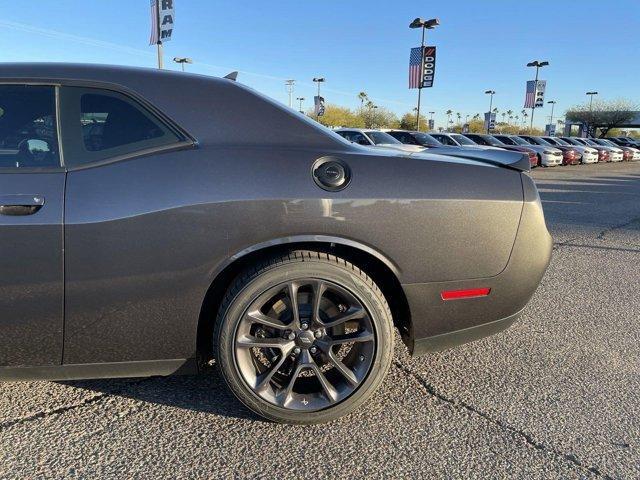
top-left (0, 195), bottom-right (45, 216)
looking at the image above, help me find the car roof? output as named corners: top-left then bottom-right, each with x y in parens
top-left (0, 62), bottom-right (344, 150)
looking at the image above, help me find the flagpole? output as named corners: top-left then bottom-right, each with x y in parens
top-left (156, 1), bottom-right (163, 69)
top-left (416, 25), bottom-right (425, 131)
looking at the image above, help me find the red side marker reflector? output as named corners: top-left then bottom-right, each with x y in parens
top-left (441, 288), bottom-right (491, 301)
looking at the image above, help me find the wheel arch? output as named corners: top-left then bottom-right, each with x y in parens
top-left (196, 236), bottom-right (412, 364)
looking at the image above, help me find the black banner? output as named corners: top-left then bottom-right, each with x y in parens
top-left (422, 46), bottom-right (436, 88)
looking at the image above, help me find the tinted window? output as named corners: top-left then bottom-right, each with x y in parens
top-left (61, 87), bottom-right (181, 166)
top-left (365, 131), bottom-right (402, 145)
top-left (337, 131), bottom-right (370, 145)
top-left (450, 134), bottom-right (475, 146)
top-left (0, 85), bottom-right (60, 168)
top-left (413, 133), bottom-right (441, 146)
top-left (464, 135), bottom-right (489, 145)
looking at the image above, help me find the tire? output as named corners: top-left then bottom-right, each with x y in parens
top-left (214, 250), bottom-right (394, 424)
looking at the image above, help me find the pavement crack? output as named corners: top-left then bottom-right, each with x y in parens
top-left (394, 361), bottom-right (613, 479)
top-left (0, 392), bottom-right (110, 431)
top-left (0, 378), bottom-right (151, 431)
top-left (596, 217), bottom-right (640, 240)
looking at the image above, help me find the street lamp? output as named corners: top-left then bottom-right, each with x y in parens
top-left (173, 57), bottom-right (193, 72)
top-left (586, 91), bottom-right (598, 137)
top-left (586, 91), bottom-right (598, 111)
top-left (296, 97), bottom-right (305, 114)
top-left (547, 100), bottom-right (557, 126)
top-left (526, 60), bottom-right (549, 130)
top-left (409, 17), bottom-right (439, 131)
top-left (312, 77), bottom-right (325, 121)
top-left (285, 80), bottom-right (295, 108)
top-left (484, 90), bottom-right (495, 133)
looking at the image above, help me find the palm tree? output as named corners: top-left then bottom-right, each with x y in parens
top-left (506, 109), bottom-right (513, 124)
top-left (446, 109), bottom-right (453, 126)
top-left (358, 92), bottom-right (368, 107)
top-left (473, 113), bottom-right (480, 120)
top-left (501, 112), bottom-right (506, 124)
top-left (456, 112), bottom-right (461, 124)
top-left (515, 115), bottom-right (520, 125)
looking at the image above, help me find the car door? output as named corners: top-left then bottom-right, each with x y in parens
top-left (0, 84), bottom-right (65, 367)
top-left (58, 85), bottom-right (198, 365)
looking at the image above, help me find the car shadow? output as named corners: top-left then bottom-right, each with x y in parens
top-left (59, 367), bottom-right (263, 422)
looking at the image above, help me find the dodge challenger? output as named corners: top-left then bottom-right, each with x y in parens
top-left (0, 64), bottom-right (552, 423)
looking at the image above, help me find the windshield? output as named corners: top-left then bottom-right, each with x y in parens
top-left (365, 131), bottom-right (402, 145)
top-left (450, 134), bottom-right (475, 145)
top-left (413, 133), bottom-right (441, 146)
top-left (530, 137), bottom-right (553, 146)
top-left (551, 137), bottom-right (571, 146)
top-left (509, 136), bottom-right (532, 146)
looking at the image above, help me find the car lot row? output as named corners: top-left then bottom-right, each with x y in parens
top-left (334, 128), bottom-right (640, 168)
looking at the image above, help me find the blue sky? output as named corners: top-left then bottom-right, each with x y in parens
top-left (1, 0), bottom-right (638, 128)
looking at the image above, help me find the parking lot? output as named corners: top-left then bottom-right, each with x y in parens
top-left (0, 161), bottom-right (638, 479)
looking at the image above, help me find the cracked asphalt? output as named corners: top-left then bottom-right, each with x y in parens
top-left (1, 162), bottom-right (639, 479)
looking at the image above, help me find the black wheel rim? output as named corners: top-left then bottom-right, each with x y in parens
top-left (233, 279), bottom-right (376, 411)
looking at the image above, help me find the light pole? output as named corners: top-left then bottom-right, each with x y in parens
top-left (484, 90), bottom-right (495, 133)
top-left (312, 77), bottom-right (325, 121)
top-left (586, 91), bottom-right (598, 137)
top-left (526, 60), bottom-right (549, 131)
top-left (285, 79), bottom-right (295, 108)
top-left (296, 97), bottom-right (305, 113)
top-left (547, 100), bottom-right (556, 125)
top-left (173, 57), bottom-right (193, 72)
top-left (409, 17), bottom-right (439, 131)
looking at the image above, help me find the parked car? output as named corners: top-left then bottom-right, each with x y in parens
top-left (590, 138), bottom-right (638, 161)
top-left (519, 135), bottom-right (579, 165)
top-left (610, 137), bottom-right (640, 149)
top-left (560, 137), bottom-right (612, 162)
top-left (383, 129), bottom-right (443, 148)
top-left (334, 128), bottom-right (425, 153)
top-left (578, 138), bottom-right (624, 162)
top-left (491, 134), bottom-right (563, 167)
top-left (458, 133), bottom-right (538, 167)
top-left (541, 137), bottom-right (599, 164)
top-left (0, 63), bottom-right (552, 424)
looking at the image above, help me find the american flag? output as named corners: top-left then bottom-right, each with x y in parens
top-left (409, 47), bottom-right (423, 89)
top-left (149, 0), bottom-right (159, 45)
top-left (524, 80), bottom-right (536, 108)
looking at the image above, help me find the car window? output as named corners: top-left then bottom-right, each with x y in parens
top-left (337, 131), bottom-right (369, 145)
top-left (60, 87), bottom-right (181, 166)
top-left (432, 134), bottom-right (454, 145)
top-left (414, 133), bottom-right (441, 146)
top-left (465, 135), bottom-right (489, 145)
top-left (450, 134), bottom-right (475, 146)
top-left (365, 131), bottom-right (402, 145)
top-left (0, 85), bottom-right (61, 169)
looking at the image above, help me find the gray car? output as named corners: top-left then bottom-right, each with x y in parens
top-left (0, 63), bottom-right (552, 424)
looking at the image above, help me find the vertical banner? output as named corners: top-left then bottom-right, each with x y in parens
top-left (428, 119), bottom-right (435, 130)
top-left (421, 46), bottom-right (436, 88)
top-left (484, 112), bottom-right (496, 131)
top-left (534, 80), bottom-right (546, 107)
top-left (314, 96), bottom-right (325, 116)
top-left (409, 46), bottom-right (437, 88)
top-left (150, 0), bottom-right (175, 45)
top-left (545, 124), bottom-right (556, 136)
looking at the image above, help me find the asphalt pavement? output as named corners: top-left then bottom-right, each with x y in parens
top-left (1, 161), bottom-right (639, 479)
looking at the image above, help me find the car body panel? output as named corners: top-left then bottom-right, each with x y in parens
top-left (0, 173), bottom-right (65, 366)
top-left (0, 64), bottom-right (551, 379)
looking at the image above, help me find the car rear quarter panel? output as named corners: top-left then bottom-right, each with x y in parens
top-left (63, 146), bottom-right (523, 363)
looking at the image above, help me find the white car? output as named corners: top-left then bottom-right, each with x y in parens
top-left (575, 138), bottom-right (624, 162)
top-left (591, 138), bottom-right (640, 161)
top-left (492, 134), bottom-right (563, 166)
top-left (542, 137), bottom-right (599, 164)
top-left (334, 128), bottom-right (426, 153)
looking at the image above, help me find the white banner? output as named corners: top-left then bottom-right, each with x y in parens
top-left (534, 80), bottom-right (546, 108)
top-left (150, 0), bottom-right (175, 45)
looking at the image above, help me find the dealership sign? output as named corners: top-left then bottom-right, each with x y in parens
top-left (484, 112), bottom-right (496, 131)
top-left (314, 96), bottom-right (325, 116)
top-left (409, 46), bottom-right (437, 89)
top-left (150, 0), bottom-right (175, 45)
top-left (534, 80), bottom-right (546, 107)
top-left (545, 123), bottom-right (556, 136)
top-left (421, 46), bottom-right (436, 88)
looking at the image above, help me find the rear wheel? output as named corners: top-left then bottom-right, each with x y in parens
top-left (214, 250), bottom-right (394, 424)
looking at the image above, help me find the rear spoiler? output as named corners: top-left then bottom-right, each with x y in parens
top-left (422, 147), bottom-right (531, 172)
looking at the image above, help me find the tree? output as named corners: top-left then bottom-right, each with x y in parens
top-left (446, 109), bottom-right (453, 126)
top-left (307, 104), bottom-right (364, 128)
top-left (357, 92), bottom-right (368, 107)
top-left (566, 99), bottom-right (639, 137)
top-left (359, 105), bottom-right (399, 129)
top-left (399, 112), bottom-right (427, 131)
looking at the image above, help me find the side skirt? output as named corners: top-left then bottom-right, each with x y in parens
top-left (0, 358), bottom-right (198, 382)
